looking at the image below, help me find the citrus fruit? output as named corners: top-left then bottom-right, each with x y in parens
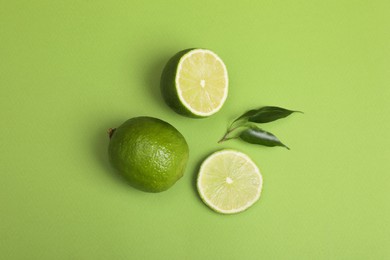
top-left (197, 149), bottom-right (263, 214)
top-left (160, 48), bottom-right (228, 118)
top-left (108, 116), bottom-right (189, 193)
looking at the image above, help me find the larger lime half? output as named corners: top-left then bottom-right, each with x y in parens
top-left (160, 48), bottom-right (229, 118)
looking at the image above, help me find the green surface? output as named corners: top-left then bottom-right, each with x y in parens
top-left (1, 0), bottom-right (389, 259)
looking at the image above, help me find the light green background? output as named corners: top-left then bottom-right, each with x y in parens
top-left (1, 1), bottom-right (389, 259)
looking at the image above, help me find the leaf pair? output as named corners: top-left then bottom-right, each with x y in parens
top-left (219, 106), bottom-right (302, 149)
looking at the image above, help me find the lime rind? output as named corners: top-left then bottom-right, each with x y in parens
top-left (160, 49), bottom-right (195, 117)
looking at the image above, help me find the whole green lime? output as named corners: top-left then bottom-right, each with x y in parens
top-left (108, 116), bottom-right (189, 192)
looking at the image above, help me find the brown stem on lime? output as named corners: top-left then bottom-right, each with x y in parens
top-left (108, 128), bottom-right (116, 139)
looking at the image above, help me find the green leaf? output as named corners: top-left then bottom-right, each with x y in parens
top-left (239, 126), bottom-right (289, 149)
top-left (233, 109), bottom-right (258, 122)
top-left (237, 106), bottom-right (302, 124)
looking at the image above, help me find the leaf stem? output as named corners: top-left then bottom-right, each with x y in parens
top-left (218, 134), bottom-right (239, 143)
top-left (218, 124), bottom-right (247, 143)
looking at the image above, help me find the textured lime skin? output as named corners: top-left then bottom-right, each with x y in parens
top-left (160, 48), bottom-right (202, 118)
top-left (108, 117), bottom-right (189, 192)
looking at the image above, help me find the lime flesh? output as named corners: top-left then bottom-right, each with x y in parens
top-left (160, 48), bottom-right (228, 118)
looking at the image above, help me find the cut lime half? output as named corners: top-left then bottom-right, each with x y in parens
top-left (197, 149), bottom-right (263, 214)
top-left (161, 48), bottom-right (228, 118)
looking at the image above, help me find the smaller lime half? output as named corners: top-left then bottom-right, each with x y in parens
top-left (197, 149), bottom-right (263, 214)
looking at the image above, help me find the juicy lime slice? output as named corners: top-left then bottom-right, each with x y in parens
top-left (197, 150), bottom-right (263, 214)
top-left (160, 48), bottom-right (228, 118)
